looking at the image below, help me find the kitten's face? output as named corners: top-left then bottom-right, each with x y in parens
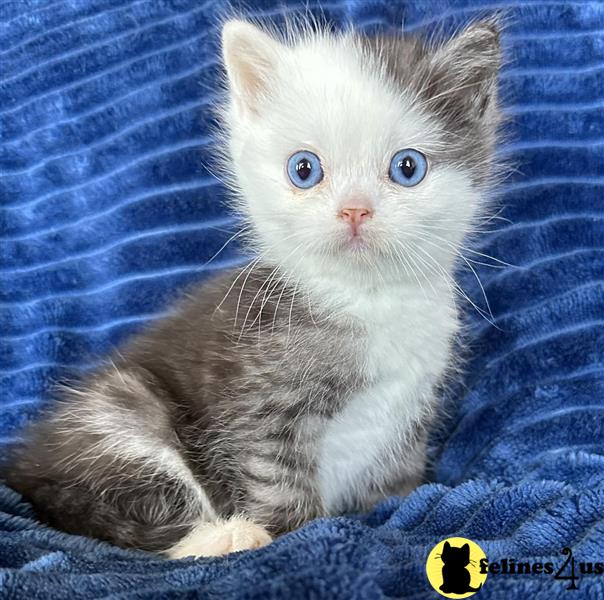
top-left (222, 20), bottom-right (501, 286)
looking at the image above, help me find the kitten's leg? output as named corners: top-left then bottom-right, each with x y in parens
top-left (8, 367), bottom-right (271, 557)
top-left (356, 424), bottom-right (429, 512)
top-left (235, 434), bottom-right (327, 535)
top-left (381, 425), bottom-right (429, 498)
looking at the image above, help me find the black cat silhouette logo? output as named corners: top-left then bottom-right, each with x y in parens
top-left (426, 537), bottom-right (488, 598)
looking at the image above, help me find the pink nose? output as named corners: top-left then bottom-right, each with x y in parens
top-left (339, 207), bottom-right (373, 235)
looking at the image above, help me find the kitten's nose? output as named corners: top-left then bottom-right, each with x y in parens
top-left (338, 207), bottom-right (373, 235)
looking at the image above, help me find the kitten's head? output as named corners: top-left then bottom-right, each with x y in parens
top-left (220, 18), bottom-right (502, 287)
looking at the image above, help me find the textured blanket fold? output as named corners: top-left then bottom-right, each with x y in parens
top-left (1, 0), bottom-right (603, 597)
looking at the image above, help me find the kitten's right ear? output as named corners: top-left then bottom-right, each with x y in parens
top-left (222, 20), bottom-right (283, 115)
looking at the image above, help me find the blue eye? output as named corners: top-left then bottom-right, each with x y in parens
top-left (389, 149), bottom-right (428, 187)
top-left (287, 150), bottom-right (323, 189)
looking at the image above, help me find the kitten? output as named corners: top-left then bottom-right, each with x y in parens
top-left (7, 17), bottom-right (502, 558)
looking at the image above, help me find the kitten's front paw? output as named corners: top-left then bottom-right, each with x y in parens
top-left (224, 518), bottom-right (273, 553)
top-left (167, 517), bottom-right (272, 559)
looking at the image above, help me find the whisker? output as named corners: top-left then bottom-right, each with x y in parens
top-left (392, 237), bottom-right (499, 328)
top-left (202, 225), bottom-right (251, 269)
top-left (213, 257), bottom-right (259, 316)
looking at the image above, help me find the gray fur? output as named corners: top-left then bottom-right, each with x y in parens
top-left (7, 20), bottom-right (502, 554)
top-left (360, 18), bottom-right (502, 187)
top-left (8, 266), bottom-right (367, 548)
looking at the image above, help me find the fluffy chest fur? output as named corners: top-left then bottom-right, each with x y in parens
top-left (314, 282), bottom-right (458, 512)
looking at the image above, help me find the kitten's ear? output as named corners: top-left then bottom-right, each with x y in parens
top-left (222, 20), bottom-right (283, 115)
top-left (444, 541), bottom-right (451, 550)
top-left (429, 19), bottom-right (501, 120)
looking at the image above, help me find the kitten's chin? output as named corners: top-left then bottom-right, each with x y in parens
top-left (344, 235), bottom-right (369, 251)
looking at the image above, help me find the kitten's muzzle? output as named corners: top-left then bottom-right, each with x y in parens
top-left (338, 206), bottom-right (373, 236)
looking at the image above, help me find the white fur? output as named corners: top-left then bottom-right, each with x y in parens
top-left (222, 23), bottom-right (486, 512)
top-left (314, 279), bottom-right (457, 511)
top-left (167, 517), bottom-right (272, 559)
top-left (222, 23), bottom-right (480, 285)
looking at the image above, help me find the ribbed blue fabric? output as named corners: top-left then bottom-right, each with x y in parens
top-left (1, 1), bottom-right (603, 597)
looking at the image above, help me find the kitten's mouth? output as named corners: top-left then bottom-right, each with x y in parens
top-left (342, 233), bottom-right (371, 252)
top-left (328, 230), bottom-right (374, 257)
top-left (348, 235), bottom-right (366, 247)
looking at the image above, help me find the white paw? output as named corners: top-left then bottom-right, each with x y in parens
top-left (167, 517), bottom-right (272, 559)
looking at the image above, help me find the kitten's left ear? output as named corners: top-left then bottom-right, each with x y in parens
top-left (222, 20), bottom-right (284, 115)
top-left (430, 19), bottom-right (502, 120)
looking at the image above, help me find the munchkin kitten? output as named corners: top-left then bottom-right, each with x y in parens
top-left (7, 16), bottom-right (502, 558)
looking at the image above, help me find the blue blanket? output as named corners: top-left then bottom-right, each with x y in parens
top-left (1, 0), bottom-right (603, 597)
